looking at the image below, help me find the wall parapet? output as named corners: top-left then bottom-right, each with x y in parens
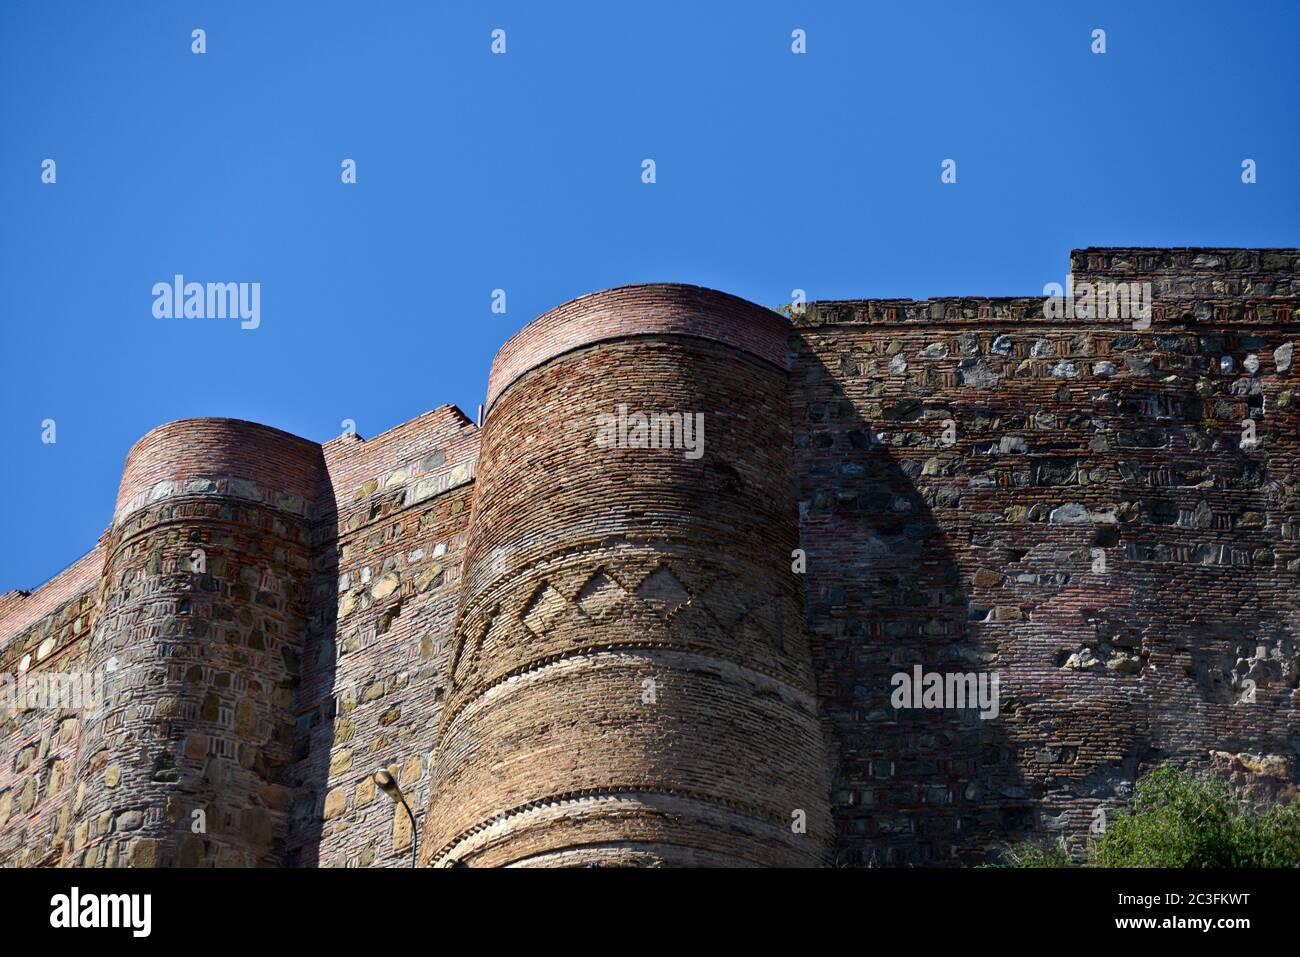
top-left (798, 248), bottom-right (1300, 329)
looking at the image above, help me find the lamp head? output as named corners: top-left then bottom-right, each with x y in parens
top-left (373, 768), bottom-right (404, 802)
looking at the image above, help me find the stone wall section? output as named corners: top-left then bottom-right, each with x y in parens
top-left (2, 409), bottom-right (484, 869)
top-left (287, 406), bottom-right (479, 868)
top-left (792, 247), bottom-right (1299, 864)
top-left (0, 549), bottom-right (103, 866)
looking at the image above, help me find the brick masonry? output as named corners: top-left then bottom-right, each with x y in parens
top-left (1, 247), bottom-right (1297, 867)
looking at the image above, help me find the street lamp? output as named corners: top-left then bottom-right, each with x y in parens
top-left (373, 768), bottom-right (419, 868)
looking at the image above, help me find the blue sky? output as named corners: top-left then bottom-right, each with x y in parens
top-left (1, 0), bottom-right (1297, 591)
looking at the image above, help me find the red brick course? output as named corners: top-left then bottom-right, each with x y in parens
top-left (485, 283), bottom-right (789, 411)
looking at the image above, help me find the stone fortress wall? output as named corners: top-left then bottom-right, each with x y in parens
top-left (794, 247), bottom-right (1299, 864)
top-left (1, 247), bottom-right (1296, 867)
top-left (1, 411), bottom-right (480, 868)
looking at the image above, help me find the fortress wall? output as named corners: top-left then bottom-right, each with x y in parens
top-left (0, 548), bottom-right (103, 866)
top-left (287, 407), bottom-right (479, 868)
top-left (66, 419), bottom-right (327, 867)
top-left (5, 247), bottom-right (1298, 870)
top-left (318, 404), bottom-right (478, 497)
top-left (792, 248), bottom-right (1299, 865)
top-left (1070, 247), bottom-right (1298, 301)
top-left (0, 547), bottom-right (105, 643)
top-left (0, 631), bottom-right (94, 867)
top-left (1, 408), bottom-right (486, 870)
top-left (422, 286), bottom-right (832, 867)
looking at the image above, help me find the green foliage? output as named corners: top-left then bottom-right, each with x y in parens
top-left (991, 763), bottom-right (1300, 868)
top-left (1091, 763), bottom-right (1300, 868)
top-left (989, 840), bottom-right (1074, 868)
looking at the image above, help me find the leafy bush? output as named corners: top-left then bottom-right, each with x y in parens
top-left (990, 840), bottom-right (1074, 868)
top-left (1091, 763), bottom-right (1300, 867)
top-left (993, 763), bottom-right (1300, 867)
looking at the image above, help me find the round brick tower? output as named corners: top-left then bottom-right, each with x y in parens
top-left (421, 285), bottom-right (832, 867)
top-left (69, 419), bottom-right (324, 867)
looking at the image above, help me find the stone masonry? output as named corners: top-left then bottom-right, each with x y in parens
top-left (1, 247), bottom-right (1297, 867)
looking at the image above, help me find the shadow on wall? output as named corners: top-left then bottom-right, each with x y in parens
top-left (795, 329), bottom-right (1300, 866)
top-left (283, 463), bottom-right (339, 868)
top-left (793, 345), bottom-right (1029, 867)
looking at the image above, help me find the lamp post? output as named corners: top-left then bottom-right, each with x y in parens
top-left (373, 768), bottom-right (419, 868)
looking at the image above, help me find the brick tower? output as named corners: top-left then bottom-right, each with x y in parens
top-left (419, 285), bottom-right (834, 866)
top-left (68, 420), bottom-right (324, 866)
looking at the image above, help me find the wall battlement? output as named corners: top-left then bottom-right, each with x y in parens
top-left (802, 248), bottom-right (1300, 329)
top-left (2, 247), bottom-right (1298, 867)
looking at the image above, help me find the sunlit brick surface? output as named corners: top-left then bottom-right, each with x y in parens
top-left (425, 295), bottom-right (832, 866)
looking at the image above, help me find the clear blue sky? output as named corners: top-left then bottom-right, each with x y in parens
top-left (1, 1), bottom-right (1297, 591)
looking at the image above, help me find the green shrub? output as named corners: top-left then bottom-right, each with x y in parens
top-left (992, 763), bottom-right (1300, 867)
top-left (990, 840), bottom-right (1074, 868)
top-left (1091, 763), bottom-right (1300, 867)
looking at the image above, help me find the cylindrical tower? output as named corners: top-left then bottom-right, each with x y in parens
top-left (421, 285), bottom-right (832, 867)
top-left (68, 419), bottom-right (324, 867)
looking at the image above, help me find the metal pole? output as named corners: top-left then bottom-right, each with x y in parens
top-left (398, 796), bottom-right (418, 868)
